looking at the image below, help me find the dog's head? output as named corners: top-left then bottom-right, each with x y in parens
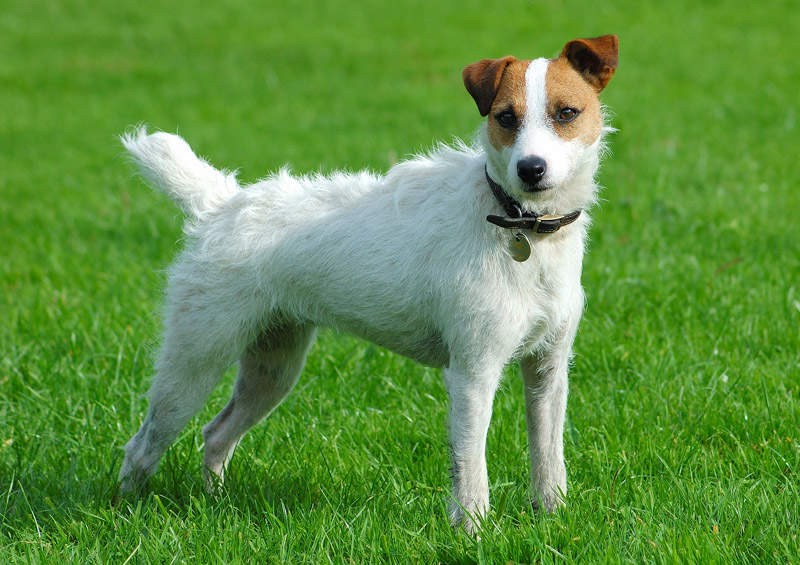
top-left (464, 35), bottom-right (618, 212)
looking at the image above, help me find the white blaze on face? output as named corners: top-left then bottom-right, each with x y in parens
top-left (481, 52), bottom-right (605, 212)
top-left (506, 58), bottom-right (580, 195)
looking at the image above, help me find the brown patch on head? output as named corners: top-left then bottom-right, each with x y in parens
top-left (482, 59), bottom-right (530, 150)
top-left (545, 57), bottom-right (604, 144)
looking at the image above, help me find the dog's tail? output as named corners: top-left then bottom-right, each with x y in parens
top-left (121, 127), bottom-right (240, 219)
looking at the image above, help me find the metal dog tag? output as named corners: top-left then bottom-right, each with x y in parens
top-left (509, 231), bottom-right (531, 262)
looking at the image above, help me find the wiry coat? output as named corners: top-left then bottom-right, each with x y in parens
top-left (118, 35), bottom-right (618, 534)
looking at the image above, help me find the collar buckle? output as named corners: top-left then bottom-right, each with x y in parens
top-left (534, 214), bottom-right (562, 234)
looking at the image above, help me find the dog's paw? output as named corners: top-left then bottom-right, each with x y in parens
top-left (530, 489), bottom-right (566, 515)
top-left (114, 473), bottom-right (148, 504)
top-left (203, 465), bottom-right (226, 495)
top-left (448, 501), bottom-right (485, 537)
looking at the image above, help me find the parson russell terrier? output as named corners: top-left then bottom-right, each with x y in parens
top-left (118, 35), bottom-right (618, 532)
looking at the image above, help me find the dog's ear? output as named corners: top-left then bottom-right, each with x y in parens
top-left (462, 56), bottom-right (517, 116)
top-left (560, 35), bottom-right (618, 92)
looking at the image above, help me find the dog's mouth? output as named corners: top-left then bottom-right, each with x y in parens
top-left (522, 182), bottom-right (553, 193)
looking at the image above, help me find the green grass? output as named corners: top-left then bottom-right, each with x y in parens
top-left (1, 0), bottom-right (799, 562)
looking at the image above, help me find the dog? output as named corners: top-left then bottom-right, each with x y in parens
top-left (118, 35), bottom-right (618, 533)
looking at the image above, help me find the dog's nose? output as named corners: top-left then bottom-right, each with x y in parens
top-left (517, 156), bottom-right (547, 187)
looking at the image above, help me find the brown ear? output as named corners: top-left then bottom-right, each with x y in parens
top-left (560, 35), bottom-right (618, 92)
top-left (462, 56), bottom-right (516, 116)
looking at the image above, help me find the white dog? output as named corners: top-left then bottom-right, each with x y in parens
top-left (119, 35), bottom-right (618, 533)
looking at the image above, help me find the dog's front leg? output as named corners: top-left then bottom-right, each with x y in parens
top-left (520, 343), bottom-right (571, 513)
top-left (443, 365), bottom-right (502, 533)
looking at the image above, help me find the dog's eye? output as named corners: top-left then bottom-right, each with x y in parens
top-left (495, 110), bottom-right (518, 129)
top-left (555, 107), bottom-right (580, 124)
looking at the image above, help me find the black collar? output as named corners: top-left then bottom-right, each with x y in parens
top-left (485, 166), bottom-right (581, 234)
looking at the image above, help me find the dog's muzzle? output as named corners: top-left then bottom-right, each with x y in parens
top-left (517, 156), bottom-right (548, 191)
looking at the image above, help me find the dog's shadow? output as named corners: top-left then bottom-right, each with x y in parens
top-left (107, 434), bottom-right (349, 517)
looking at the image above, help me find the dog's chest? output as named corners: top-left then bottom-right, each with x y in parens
top-left (505, 232), bottom-right (584, 349)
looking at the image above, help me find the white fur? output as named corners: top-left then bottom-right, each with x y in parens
top-left (118, 56), bottom-right (609, 534)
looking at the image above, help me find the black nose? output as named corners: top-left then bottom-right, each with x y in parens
top-left (517, 156), bottom-right (547, 187)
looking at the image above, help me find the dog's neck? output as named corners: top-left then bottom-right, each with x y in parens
top-left (484, 167), bottom-right (581, 234)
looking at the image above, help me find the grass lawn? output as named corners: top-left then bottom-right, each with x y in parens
top-left (1, 0), bottom-right (799, 562)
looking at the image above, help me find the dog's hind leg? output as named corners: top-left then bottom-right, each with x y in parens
top-left (118, 346), bottom-right (237, 493)
top-left (201, 322), bottom-right (316, 488)
top-left (118, 327), bottom-right (247, 494)
top-left (118, 274), bottom-right (257, 494)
